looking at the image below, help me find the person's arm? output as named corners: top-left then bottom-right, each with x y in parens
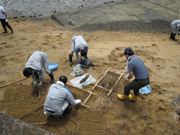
top-left (177, 24), bottom-right (180, 35)
top-left (126, 71), bottom-right (134, 79)
top-left (3, 11), bottom-right (8, 22)
top-left (70, 37), bottom-right (76, 55)
top-left (126, 62), bottom-right (134, 79)
top-left (75, 51), bottom-right (80, 62)
top-left (43, 53), bottom-right (51, 74)
top-left (66, 91), bottom-right (81, 105)
top-left (4, 11), bottom-right (7, 19)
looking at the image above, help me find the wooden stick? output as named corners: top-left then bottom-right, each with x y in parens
top-left (51, 129), bottom-right (60, 135)
top-left (108, 70), bottom-right (121, 77)
top-left (96, 85), bottom-right (111, 92)
top-left (67, 83), bottom-right (98, 96)
top-left (108, 71), bottom-right (124, 96)
top-left (79, 103), bottom-right (90, 109)
top-left (0, 77), bottom-right (29, 89)
top-left (92, 67), bottom-right (111, 90)
top-left (32, 122), bottom-right (47, 125)
top-left (83, 92), bottom-right (92, 104)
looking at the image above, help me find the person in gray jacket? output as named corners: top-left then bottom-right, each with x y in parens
top-left (69, 35), bottom-right (88, 66)
top-left (0, 4), bottom-right (14, 34)
top-left (44, 76), bottom-right (81, 116)
top-left (23, 51), bottom-right (55, 86)
top-left (170, 20), bottom-right (180, 41)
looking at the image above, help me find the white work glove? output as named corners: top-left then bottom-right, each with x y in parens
top-left (5, 19), bottom-right (8, 22)
top-left (125, 65), bottom-right (128, 70)
top-left (126, 74), bottom-right (129, 80)
top-left (33, 81), bottom-right (37, 86)
top-left (75, 99), bottom-right (81, 104)
top-left (38, 82), bottom-right (42, 86)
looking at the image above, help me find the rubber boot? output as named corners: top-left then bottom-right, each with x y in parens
top-left (170, 32), bottom-right (173, 39)
top-left (117, 94), bottom-right (128, 100)
top-left (10, 29), bottom-right (14, 34)
top-left (171, 33), bottom-right (177, 41)
top-left (48, 72), bottom-right (55, 84)
top-left (129, 94), bottom-right (137, 101)
top-left (69, 54), bottom-right (73, 66)
top-left (2, 31), bottom-right (7, 34)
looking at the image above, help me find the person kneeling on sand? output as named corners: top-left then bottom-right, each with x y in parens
top-left (117, 47), bottom-right (150, 101)
top-left (69, 35), bottom-right (88, 66)
top-left (23, 51), bottom-right (55, 86)
top-left (44, 76), bottom-right (81, 116)
top-left (170, 19), bottom-right (180, 41)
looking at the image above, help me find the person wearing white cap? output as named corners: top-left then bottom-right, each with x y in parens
top-left (44, 75), bottom-right (81, 116)
top-left (170, 20), bottom-right (180, 41)
top-left (117, 47), bottom-right (150, 101)
top-left (0, 4), bottom-right (14, 34)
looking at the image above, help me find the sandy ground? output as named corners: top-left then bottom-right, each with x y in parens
top-left (0, 18), bottom-right (180, 135)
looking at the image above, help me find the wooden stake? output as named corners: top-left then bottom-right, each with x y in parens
top-left (0, 77), bottom-right (29, 89)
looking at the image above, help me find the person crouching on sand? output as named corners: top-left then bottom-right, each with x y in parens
top-left (117, 47), bottom-right (150, 101)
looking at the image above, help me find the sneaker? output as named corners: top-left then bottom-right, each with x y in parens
top-left (2, 31), bottom-right (7, 34)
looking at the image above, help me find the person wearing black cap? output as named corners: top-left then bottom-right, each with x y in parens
top-left (117, 47), bottom-right (150, 101)
top-left (23, 51), bottom-right (55, 86)
top-left (44, 75), bottom-right (81, 116)
top-left (69, 35), bottom-right (88, 66)
top-left (170, 20), bottom-right (180, 41)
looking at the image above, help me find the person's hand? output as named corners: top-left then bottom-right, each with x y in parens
top-left (33, 81), bottom-right (37, 86)
top-left (38, 82), bottom-right (42, 86)
top-left (125, 65), bottom-right (128, 70)
top-left (75, 99), bottom-right (81, 104)
top-left (126, 74), bottom-right (129, 80)
top-left (5, 19), bottom-right (8, 22)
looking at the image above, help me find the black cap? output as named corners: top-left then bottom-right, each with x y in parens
top-left (59, 75), bottom-right (67, 84)
top-left (124, 47), bottom-right (133, 55)
top-left (80, 49), bottom-right (87, 57)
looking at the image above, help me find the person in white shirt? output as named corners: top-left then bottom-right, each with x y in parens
top-left (69, 35), bottom-right (88, 66)
top-left (170, 20), bottom-right (180, 41)
top-left (0, 5), bottom-right (13, 34)
top-left (44, 76), bottom-right (81, 116)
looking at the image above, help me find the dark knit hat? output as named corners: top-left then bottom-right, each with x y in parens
top-left (23, 68), bottom-right (32, 77)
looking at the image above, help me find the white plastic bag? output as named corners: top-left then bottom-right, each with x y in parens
top-left (70, 73), bottom-right (96, 88)
top-left (70, 64), bottom-right (83, 76)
